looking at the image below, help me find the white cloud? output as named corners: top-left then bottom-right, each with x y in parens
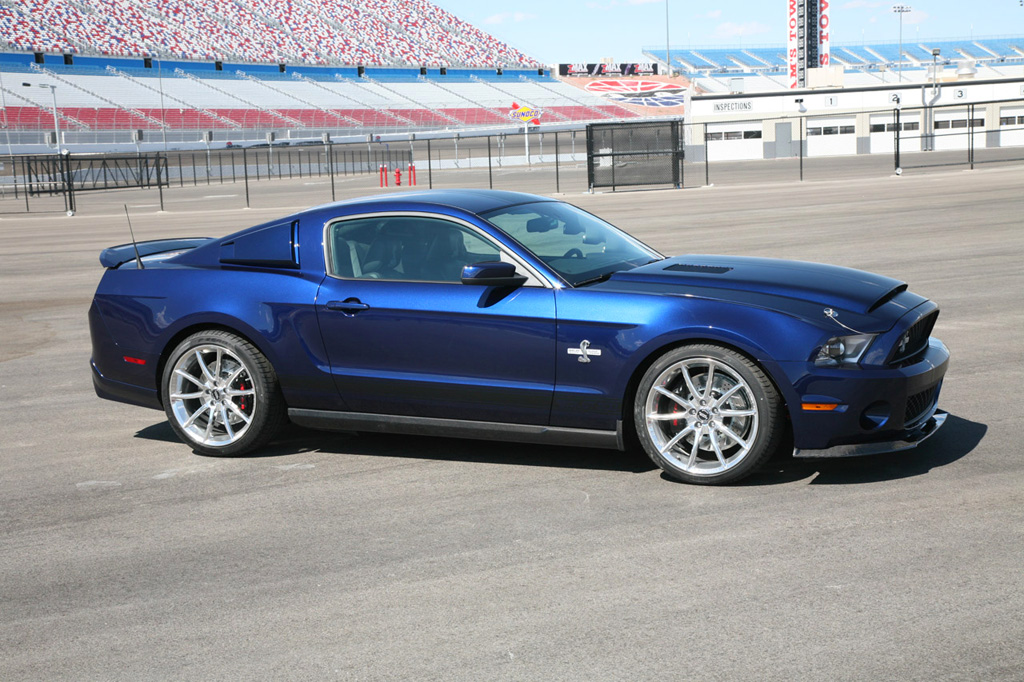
top-left (713, 21), bottom-right (771, 39)
top-left (704, 10), bottom-right (722, 19)
top-left (483, 12), bottom-right (537, 25)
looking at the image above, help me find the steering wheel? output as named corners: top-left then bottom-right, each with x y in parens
top-left (563, 248), bottom-right (584, 259)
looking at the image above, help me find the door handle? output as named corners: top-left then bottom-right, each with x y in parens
top-left (326, 299), bottom-right (370, 313)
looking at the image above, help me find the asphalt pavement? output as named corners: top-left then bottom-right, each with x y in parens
top-left (1, 162), bottom-right (1022, 680)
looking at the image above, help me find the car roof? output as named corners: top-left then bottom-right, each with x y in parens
top-left (308, 189), bottom-right (557, 218)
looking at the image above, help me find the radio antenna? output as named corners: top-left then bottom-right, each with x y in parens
top-left (124, 204), bottom-right (144, 270)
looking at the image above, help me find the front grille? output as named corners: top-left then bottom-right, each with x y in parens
top-left (889, 310), bottom-right (938, 366)
top-left (905, 386), bottom-right (938, 427)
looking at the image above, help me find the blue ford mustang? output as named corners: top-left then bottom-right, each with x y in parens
top-left (89, 190), bottom-right (948, 485)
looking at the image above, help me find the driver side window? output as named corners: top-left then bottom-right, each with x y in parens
top-left (328, 216), bottom-right (500, 283)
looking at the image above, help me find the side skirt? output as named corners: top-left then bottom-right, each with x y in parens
top-left (288, 408), bottom-right (624, 451)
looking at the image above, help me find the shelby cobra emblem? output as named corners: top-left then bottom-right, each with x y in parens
top-left (568, 340), bottom-right (602, 363)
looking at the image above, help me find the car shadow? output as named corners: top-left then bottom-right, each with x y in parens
top-left (136, 414), bottom-right (984, 483)
top-left (136, 421), bottom-right (658, 473)
top-left (269, 424), bottom-right (659, 473)
top-left (134, 421), bottom-right (181, 444)
top-left (734, 413), bottom-right (986, 486)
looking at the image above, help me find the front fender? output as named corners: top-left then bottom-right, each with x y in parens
top-left (551, 290), bottom-right (822, 430)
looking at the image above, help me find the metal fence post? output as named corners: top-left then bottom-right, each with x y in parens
top-left (800, 116), bottom-right (804, 182)
top-left (679, 123), bottom-right (685, 190)
top-left (894, 107), bottom-right (902, 173)
top-left (704, 123), bottom-right (710, 186)
top-left (969, 103), bottom-right (975, 170)
top-left (487, 135), bottom-right (493, 189)
top-left (327, 142), bottom-right (336, 202)
top-left (555, 131), bottom-right (560, 193)
top-left (243, 147), bottom-right (250, 208)
top-left (156, 152), bottom-right (164, 211)
top-left (427, 138), bottom-right (433, 189)
top-left (64, 152), bottom-right (76, 215)
top-left (23, 156), bottom-right (30, 212)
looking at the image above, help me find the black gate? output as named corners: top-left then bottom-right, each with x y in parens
top-left (586, 120), bottom-right (683, 191)
top-left (23, 153), bottom-right (169, 195)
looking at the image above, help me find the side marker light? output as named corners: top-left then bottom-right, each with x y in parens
top-left (802, 403), bottom-right (839, 411)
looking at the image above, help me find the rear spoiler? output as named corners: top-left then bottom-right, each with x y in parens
top-left (99, 237), bottom-right (211, 269)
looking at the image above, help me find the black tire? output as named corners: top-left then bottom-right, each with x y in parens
top-left (633, 344), bottom-right (783, 485)
top-left (161, 330), bottom-right (287, 456)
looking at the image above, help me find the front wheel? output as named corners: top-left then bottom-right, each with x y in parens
top-left (634, 344), bottom-right (783, 485)
top-left (161, 330), bottom-right (286, 456)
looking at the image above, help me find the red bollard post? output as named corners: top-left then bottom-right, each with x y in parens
top-left (394, 167), bottom-right (402, 186)
top-left (379, 164), bottom-right (388, 187)
top-left (409, 163), bottom-right (416, 186)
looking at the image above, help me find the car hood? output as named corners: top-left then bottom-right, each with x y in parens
top-left (602, 255), bottom-right (924, 331)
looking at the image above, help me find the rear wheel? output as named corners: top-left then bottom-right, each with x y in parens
top-left (162, 330), bottom-right (286, 456)
top-left (634, 344), bottom-right (783, 485)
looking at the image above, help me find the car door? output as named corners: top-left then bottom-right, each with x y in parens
top-left (315, 212), bottom-right (557, 425)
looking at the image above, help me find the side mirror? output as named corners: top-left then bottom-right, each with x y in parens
top-left (461, 261), bottom-right (527, 287)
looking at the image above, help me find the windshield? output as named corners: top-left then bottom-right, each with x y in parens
top-left (480, 201), bottom-right (661, 286)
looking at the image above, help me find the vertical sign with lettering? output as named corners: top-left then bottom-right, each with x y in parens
top-left (818, 0), bottom-right (831, 66)
top-left (787, 0), bottom-right (799, 89)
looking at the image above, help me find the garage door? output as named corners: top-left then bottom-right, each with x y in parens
top-left (806, 117), bottom-right (857, 157)
top-left (869, 113), bottom-right (921, 154)
top-left (705, 123), bottom-right (764, 161)
top-left (998, 107), bottom-right (1024, 147)
top-left (933, 109), bottom-right (983, 151)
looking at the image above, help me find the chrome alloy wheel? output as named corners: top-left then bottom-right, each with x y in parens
top-left (643, 357), bottom-right (759, 476)
top-left (168, 344), bottom-right (257, 447)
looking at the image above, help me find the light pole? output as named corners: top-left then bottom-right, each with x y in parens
top-left (158, 57), bottom-right (168, 151)
top-left (892, 5), bottom-right (911, 83)
top-left (665, 0), bottom-right (671, 77)
top-left (931, 47), bottom-right (941, 94)
top-left (0, 69), bottom-right (15, 158)
top-left (22, 82), bottom-right (61, 152)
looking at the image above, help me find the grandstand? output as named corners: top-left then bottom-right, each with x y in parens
top-left (0, 54), bottom-right (641, 140)
top-left (0, 0), bottom-right (541, 67)
top-left (0, 0), bottom-right (655, 147)
top-left (648, 37), bottom-right (1024, 93)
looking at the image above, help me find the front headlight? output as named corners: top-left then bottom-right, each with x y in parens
top-left (814, 333), bottom-right (875, 367)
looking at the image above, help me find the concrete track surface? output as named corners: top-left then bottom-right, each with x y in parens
top-left (1, 165), bottom-right (1022, 681)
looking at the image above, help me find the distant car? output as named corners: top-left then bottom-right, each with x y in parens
top-left (89, 190), bottom-right (948, 484)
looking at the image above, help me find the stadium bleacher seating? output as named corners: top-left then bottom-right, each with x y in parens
top-left (658, 37), bottom-right (1024, 77)
top-left (0, 0), bottom-right (671, 138)
top-left (0, 0), bottom-right (542, 67)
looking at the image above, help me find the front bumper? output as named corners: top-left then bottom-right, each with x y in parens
top-left (778, 338), bottom-right (950, 454)
top-left (793, 409), bottom-right (946, 458)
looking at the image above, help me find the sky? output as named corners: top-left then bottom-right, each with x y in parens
top-left (434, 1), bottom-right (1024, 64)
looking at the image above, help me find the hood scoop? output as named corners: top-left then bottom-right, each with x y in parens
top-left (664, 263), bottom-right (733, 275)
